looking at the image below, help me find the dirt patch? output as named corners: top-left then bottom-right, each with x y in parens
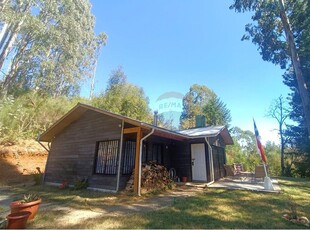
top-left (38, 185), bottom-right (204, 228)
top-left (0, 140), bottom-right (48, 185)
top-left (0, 183), bottom-right (205, 228)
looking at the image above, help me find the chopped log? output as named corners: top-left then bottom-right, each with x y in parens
top-left (125, 161), bottom-right (174, 194)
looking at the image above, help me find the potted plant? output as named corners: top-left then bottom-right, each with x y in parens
top-left (10, 193), bottom-right (42, 220)
top-left (6, 211), bottom-right (31, 229)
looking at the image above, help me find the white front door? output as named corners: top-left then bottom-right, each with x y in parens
top-left (191, 143), bottom-right (207, 181)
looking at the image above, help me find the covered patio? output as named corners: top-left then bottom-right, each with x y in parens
top-left (207, 176), bottom-right (281, 193)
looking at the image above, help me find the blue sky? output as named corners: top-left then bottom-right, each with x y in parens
top-left (85, 0), bottom-right (291, 144)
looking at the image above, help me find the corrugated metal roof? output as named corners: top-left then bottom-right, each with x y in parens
top-left (177, 126), bottom-right (225, 137)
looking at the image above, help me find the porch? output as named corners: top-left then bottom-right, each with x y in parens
top-left (207, 176), bottom-right (281, 192)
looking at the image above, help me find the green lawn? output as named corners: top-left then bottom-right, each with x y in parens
top-left (1, 177), bottom-right (309, 229)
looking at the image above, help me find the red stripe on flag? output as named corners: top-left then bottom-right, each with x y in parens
top-left (253, 120), bottom-right (267, 163)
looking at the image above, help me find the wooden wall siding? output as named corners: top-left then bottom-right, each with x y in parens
top-left (90, 175), bottom-right (117, 190)
top-left (45, 110), bottom-right (122, 190)
top-left (212, 148), bottom-right (221, 181)
top-left (170, 141), bottom-right (191, 180)
top-left (212, 146), bottom-right (226, 181)
top-left (162, 144), bottom-right (171, 168)
top-left (216, 146), bottom-right (226, 178)
top-left (205, 143), bottom-right (211, 182)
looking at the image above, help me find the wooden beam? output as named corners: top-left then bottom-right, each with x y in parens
top-left (133, 127), bottom-right (141, 194)
top-left (123, 127), bottom-right (140, 134)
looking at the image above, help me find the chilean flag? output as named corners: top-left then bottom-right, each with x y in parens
top-left (253, 120), bottom-right (267, 163)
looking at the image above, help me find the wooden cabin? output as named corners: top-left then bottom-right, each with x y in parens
top-left (39, 103), bottom-right (233, 194)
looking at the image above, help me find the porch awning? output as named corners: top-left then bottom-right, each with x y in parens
top-left (177, 126), bottom-right (233, 145)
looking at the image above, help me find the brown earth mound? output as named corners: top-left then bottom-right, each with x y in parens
top-left (0, 140), bottom-right (48, 185)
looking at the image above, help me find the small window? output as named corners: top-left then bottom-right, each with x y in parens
top-left (95, 140), bottom-right (119, 175)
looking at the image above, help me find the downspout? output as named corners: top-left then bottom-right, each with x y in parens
top-left (205, 137), bottom-right (215, 186)
top-left (138, 128), bottom-right (155, 196)
top-left (116, 120), bottom-right (124, 192)
top-left (37, 133), bottom-right (50, 184)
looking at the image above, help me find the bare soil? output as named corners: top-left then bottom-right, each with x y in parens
top-left (0, 140), bottom-right (48, 185)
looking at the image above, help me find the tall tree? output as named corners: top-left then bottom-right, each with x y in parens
top-left (181, 84), bottom-right (231, 129)
top-left (283, 68), bottom-right (310, 177)
top-left (226, 127), bottom-right (261, 172)
top-left (92, 67), bottom-right (152, 123)
top-left (267, 95), bottom-right (290, 176)
top-left (230, 0), bottom-right (310, 137)
top-left (0, 0), bottom-right (107, 97)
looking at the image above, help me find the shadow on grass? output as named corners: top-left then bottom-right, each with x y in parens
top-left (3, 177), bottom-right (310, 229)
top-left (138, 190), bottom-right (307, 229)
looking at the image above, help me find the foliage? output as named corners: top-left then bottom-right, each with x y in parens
top-left (73, 177), bottom-right (88, 190)
top-left (0, 0), bottom-right (107, 97)
top-left (230, 0), bottom-right (289, 68)
top-left (230, 0), bottom-right (310, 177)
top-left (0, 92), bottom-right (89, 142)
top-left (92, 67), bottom-right (152, 123)
top-left (267, 95), bottom-right (290, 176)
top-left (156, 113), bottom-right (175, 130)
top-left (180, 84), bottom-right (231, 129)
top-left (0, 68), bottom-right (153, 143)
top-left (283, 59), bottom-right (310, 178)
top-left (226, 127), bottom-right (281, 175)
top-left (32, 167), bottom-right (43, 185)
top-left (21, 193), bottom-right (40, 203)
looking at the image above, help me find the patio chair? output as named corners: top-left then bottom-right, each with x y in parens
top-left (254, 165), bottom-right (269, 182)
top-left (233, 163), bottom-right (244, 174)
top-left (224, 164), bottom-right (237, 177)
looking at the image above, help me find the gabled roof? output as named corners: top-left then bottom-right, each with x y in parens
top-left (39, 103), bottom-right (233, 145)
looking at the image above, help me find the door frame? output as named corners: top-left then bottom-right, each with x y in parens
top-left (191, 143), bottom-right (207, 181)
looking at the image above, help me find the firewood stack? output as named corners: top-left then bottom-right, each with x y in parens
top-left (125, 161), bottom-right (174, 194)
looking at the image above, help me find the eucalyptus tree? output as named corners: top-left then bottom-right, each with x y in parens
top-left (180, 84), bottom-right (231, 129)
top-left (267, 95), bottom-right (290, 175)
top-left (226, 127), bottom-right (261, 172)
top-left (230, 0), bottom-right (310, 137)
top-left (0, 0), bottom-right (107, 97)
top-left (92, 67), bottom-right (152, 123)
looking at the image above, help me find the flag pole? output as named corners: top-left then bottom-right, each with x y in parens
top-left (253, 119), bottom-right (274, 190)
top-left (263, 162), bottom-right (268, 177)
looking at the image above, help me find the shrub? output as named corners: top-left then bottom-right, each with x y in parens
top-left (32, 167), bottom-right (44, 185)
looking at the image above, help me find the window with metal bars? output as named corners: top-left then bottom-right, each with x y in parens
top-left (122, 141), bottom-right (147, 174)
top-left (94, 140), bottom-right (119, 175)
top-left (122, 141), bottom-right (136, 174)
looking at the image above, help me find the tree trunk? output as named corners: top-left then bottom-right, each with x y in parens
top-left (279, 121), bottom-right (285, 176)
top-left (278, 0), bottom-right (310, 138)
top-left (1, 33), bottom-right (31, 95)
top-left (0, 23), bottom-right (10, 51)
top-left (0, 23), bottom-right (22, 71)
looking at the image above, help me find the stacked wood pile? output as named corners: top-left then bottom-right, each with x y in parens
top-left (125, 161), bottom-right (174, 194)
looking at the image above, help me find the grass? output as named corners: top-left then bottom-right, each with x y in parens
top-left (1, 177), bottom-right (309, 229)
